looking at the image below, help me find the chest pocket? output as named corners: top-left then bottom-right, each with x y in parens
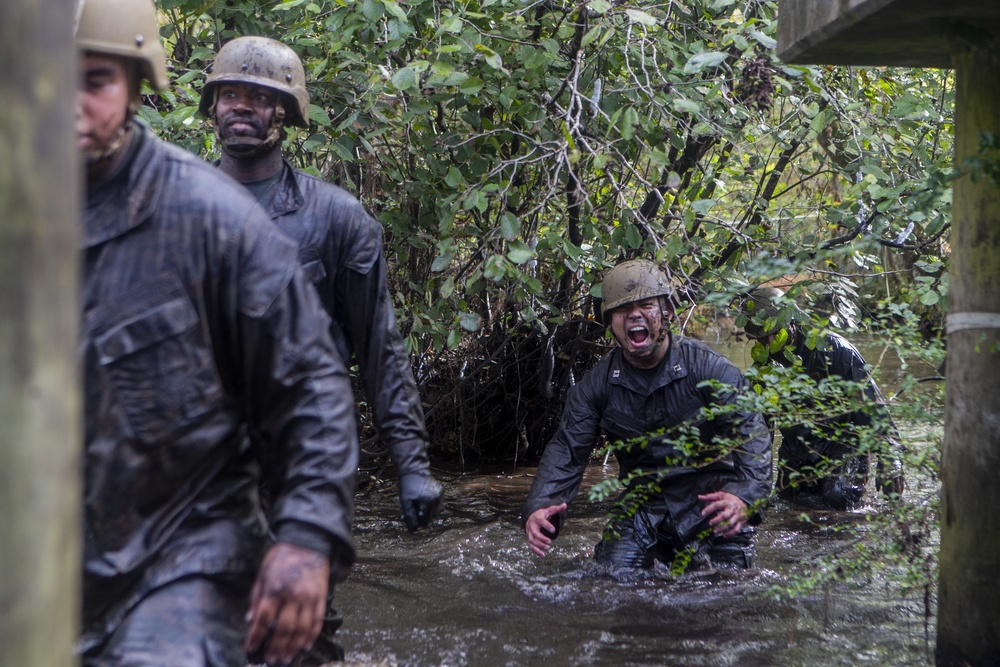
top-left (90, 276), bottom-right (223, 445)
top-left (297, 245), bottom-right (327, 286)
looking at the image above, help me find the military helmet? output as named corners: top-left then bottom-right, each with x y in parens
top-left (75, 0), bottom-right (168, 91)
top-left (600, 259), bottom-right (674, 322)
top-left (741, 286), bottom-right (788, 338)
top-left (200, 36), bottom-right (310, 128)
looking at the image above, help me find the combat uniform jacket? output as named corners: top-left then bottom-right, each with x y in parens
top-left (522, 335), bottom-right (772, 544)
top-left (255, 160), bottom-right (430, 475)
top-left (79, 124), bottom-right (358, 650)
top-left (778, 328), bottom-right (899, 462)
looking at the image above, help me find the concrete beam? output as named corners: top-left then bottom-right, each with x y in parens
top-left (778, 0), bottom-right (1000, 68)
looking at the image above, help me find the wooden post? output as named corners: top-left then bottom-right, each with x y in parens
top-left (0, 0), bottom-right (81, 664)
top-left (937, 48), bottom-right (1000, 666)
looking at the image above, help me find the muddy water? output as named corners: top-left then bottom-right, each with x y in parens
top-left (335, 337), bottom-right (939, 666)
top-left (336, 464), bottom-right (932, 667)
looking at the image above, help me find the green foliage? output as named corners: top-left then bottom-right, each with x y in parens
top-left (151, 0), bottom-right (952, 352)
top-left (149, 0), bottom-right (949, 469)
top-left (144, 0), bottom-right (949, 611)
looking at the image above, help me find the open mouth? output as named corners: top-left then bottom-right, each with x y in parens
top-left (628, 325), bottom-right (650, 346)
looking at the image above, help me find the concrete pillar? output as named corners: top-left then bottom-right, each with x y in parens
top-left (937, 48), bottom-right (1000, 667)
top-left (0, 0), bottom-right (81, 664)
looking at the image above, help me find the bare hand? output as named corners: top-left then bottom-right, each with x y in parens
top-left (697, 491), bottom-right (749, 538)
top-left (525, 503), bottom-right (567, 557)
top-left (245, 542), bottom-right (331, 666)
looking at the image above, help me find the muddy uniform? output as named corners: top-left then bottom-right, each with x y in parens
top-left (251, 159), bottom-right (433, 483)
top-left (773, 328), bottom-right (901, 509)
top-left (522, 335), bottom-right (772, 568)
top-left (80, 123), bottom-right (357, 663)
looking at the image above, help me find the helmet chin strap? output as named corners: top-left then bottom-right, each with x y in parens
top-left (84, 105), bottom-right (136, 167)
top-left (213, 95), bottom-right (288, 159)
top-left (85, 72), bottom-right (142, 167)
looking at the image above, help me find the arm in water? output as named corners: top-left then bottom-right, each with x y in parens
top-left (525, 504), bottom-right (568, 557)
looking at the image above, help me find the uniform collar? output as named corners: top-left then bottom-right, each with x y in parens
top-left (82, 121), bottom-right (161, 248)
top-left (608, 333), bottom-right (689, 393)
top-left (259, 158), bottom-right (304, 218)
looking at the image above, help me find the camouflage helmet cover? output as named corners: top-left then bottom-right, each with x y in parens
top-left (200, 36), bottom-right (310, 128)
top-left (600, 259), bottom-right (674, 322)
top-left (75, 0), bottom-right (168, 90)
top-left (741, 286), bottom-right (788, 338)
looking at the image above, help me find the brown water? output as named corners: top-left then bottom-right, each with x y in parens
top-left (335, 464), bottom-right (933, 667)
top-left (334, 336), bottom-right (940, 667)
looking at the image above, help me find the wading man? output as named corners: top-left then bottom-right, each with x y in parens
top-left (523, 260), bottom-right (772, 570)
top-left (76, 1), bottom-right (358, 664)
top-left (198, 36), bottom-right (442, 531)
top-left (740, 287), bottom-right (905, 510)
top-left (198, 35), bottom-right (443, 663)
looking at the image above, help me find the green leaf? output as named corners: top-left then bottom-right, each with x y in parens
top-left (624, 9), bottom-right (658, 26)
top-left (507, 240), bottom-right (536, 264)
top-left (381, 0), bottom-right (408, 21)
top-left (625, 224), bottom-right (643, 248)
top-left (500, 212), bottom-right (520, 241)
top-left (683, 51), bottom-right (728, 74)
top-left (460, 77), bottom-right (484, 94)
top-left (361, 0), bottom-right (384, 21)
top-left (588, 0), bottom-right (612, 13)
top-left (920, 290), bottom-right (940, 306)
top-left (751, 30), bottom-right (777, 49)
top-left (619, 107), bottom-right (640, 140)
top-left (484, 255), bottom-right (507, 281)
top-left (459, 311), bottom-right (483, 332)
top-left (431, 250), bottom-right (454, 272)
top-left (690, 199), bottom-right (716, 215)
top-left (673, 98), bottom-right (701, 114)
top-left (445, 166), bottom-right (466, 187)
top-left (308, 104), bottom-right (330, 127)
top-left (391, 67), bottom-right (420, 91)
top-left (438, 15), bottom-right (462, 34)
top-left (581, 25), bottom-right (603, 48)
top-left (484, 52), bottom-right (504, 70)
top-left (439, 276), bottom-right (455, 298)
top-left (750, 342), bottom-right (770, 364)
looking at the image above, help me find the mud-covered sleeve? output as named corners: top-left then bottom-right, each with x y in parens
top-left (330, 200), bottom-right (430, 477)
top-left (520, 374), bottom-right (605, 528)
top-left (234, 215), bottom-right (358, 579)
top-left (702, 355), bottom-right (773, 511)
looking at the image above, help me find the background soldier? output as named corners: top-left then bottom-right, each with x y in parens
top-left (198, 35), bottom-right (444, 664)
top-left (198, 36), bottom-right (443, 531)
top-left (740, 286), bottom-right (905, 510)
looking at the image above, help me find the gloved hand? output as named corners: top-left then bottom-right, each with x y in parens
top-left (398, 470), bottom-right (444, 532)
top-left (877, 456), bottom-right (905, 497)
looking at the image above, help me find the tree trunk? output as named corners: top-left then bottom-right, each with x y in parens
top-left (0, 0), bottom-right (81, 664)
top-left (936, 48), bottom-right (1000, 667)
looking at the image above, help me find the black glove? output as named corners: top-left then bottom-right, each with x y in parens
top-left (398, 471), bottom-right (443, 532)
top-left (876, 456), bottom-right (905, 497)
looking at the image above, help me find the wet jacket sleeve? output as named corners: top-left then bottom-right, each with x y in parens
top-left (234, 223), bottom-right (358, 578)
top-left (520, 375), bottom-right (604, 528)
top-left (826, 336), bottom-right (898, 436)
top-left (333, 211), bottom-right (431, 478)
